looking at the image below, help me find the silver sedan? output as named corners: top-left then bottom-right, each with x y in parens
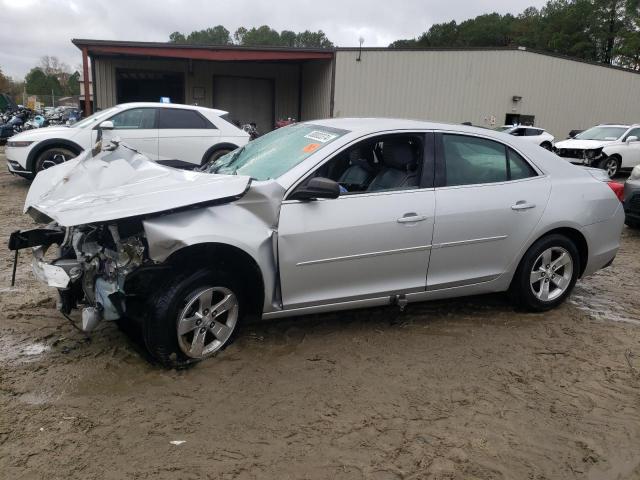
top-left (14, 119), bottom-right (625, 367)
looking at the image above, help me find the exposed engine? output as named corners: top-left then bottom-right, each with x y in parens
top-left (58, 222), bottom-right (146, 331)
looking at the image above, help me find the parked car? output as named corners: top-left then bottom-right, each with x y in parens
top-left (495, 125), bottom-right (554, 150)
top-left (597, 127), bottom-right (640, 178)
top-left (9, 119), bottom-right (624, 367)
top-left (554, 124), bottom-right (638, 172)
top-left (623, 165), bottom-right (640, 228)
top-left (5, 102), bottom-right (250, 179)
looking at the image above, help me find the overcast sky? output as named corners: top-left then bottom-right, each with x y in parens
top-left (1, 0), bottom-right (548, 79)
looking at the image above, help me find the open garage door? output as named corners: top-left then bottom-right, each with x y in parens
top-left (116, 70), bottom-right (185, 104)
top-left (213, 76), bottom-right (274, 133)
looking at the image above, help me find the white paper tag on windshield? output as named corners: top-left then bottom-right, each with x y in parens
top-left (304, 131), bottom-right (337, 143)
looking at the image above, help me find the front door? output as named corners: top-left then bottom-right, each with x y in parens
top-left (277, 133), bottom-right (435, 309)
top-left (619, 127), bottom-right (640, 169)
top-left (108, 107), bottom-right (159, 160)
top-left (427, 133), bottom-right (550, 290)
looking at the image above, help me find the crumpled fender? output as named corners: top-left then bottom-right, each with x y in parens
top-left (143, 181), bottom-right (286, 313)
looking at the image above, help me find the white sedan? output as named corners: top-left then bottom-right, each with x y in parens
top-left (5, 102), bottom-right (249, 179)
top-left (495, 125), bottom-right (555, 150)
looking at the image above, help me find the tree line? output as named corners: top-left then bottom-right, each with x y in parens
top-left (390, 0), bottom-right (640, 70)
top-left (0, 56), bottom-right (81, 104)
top-left (171, 1), bottom-right (640, 69)
top-left (170, 25), bottom-right (334, 48)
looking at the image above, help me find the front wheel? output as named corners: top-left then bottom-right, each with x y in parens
top-left (540, 142), bottom-right (553, 151)
top-left (144, 268), bottom-right (244, 368)
top-left (34, 147), bottom-right (77, 173)
top-left (599, 156), bottom-right (620, 179)
top-left (510, 234), bottom-right (580, 312)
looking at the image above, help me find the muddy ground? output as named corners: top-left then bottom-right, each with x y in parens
top-left (0, 151), bottom-right (639, 480)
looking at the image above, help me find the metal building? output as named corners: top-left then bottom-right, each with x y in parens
top-left (74, 39), bottom-right (640, 138)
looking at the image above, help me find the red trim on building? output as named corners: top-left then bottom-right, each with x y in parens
top-left (84, 45), bottom-right (333, 61)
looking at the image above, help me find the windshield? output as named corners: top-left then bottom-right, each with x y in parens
top-left (494, 126), bottom-right (514, 132)
top-left (72, 107), bottom-right (118, 128)
top-left (576, 126), bottom-right (627, 141)
top-left (205, 123), bottom-right (349, 180)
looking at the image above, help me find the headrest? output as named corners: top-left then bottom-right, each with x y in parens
top-left (383, 142), bottom-right (415, 170)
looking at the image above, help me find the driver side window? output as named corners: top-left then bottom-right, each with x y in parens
top-left (301, 134), bottom-right (424, 196)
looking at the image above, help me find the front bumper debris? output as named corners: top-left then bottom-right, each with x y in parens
top-left (31, 246), bottom-right (82, 288)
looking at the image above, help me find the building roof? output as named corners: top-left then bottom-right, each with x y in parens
top-left (72, 39), bottom-right (640, 74)
top-left (72, 39), bottom-right (334, 61)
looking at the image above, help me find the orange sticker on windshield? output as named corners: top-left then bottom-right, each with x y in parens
top-left (303, 143), bottom-right (320, 153)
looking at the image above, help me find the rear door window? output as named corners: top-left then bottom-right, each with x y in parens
top-left (441, 134), bottom-right (536, 186)
top-left (158, 109), bottom-right (213, 129)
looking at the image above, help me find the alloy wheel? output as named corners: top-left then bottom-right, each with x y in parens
top-left (176, 286), bottom-right (239, 358)
top-left (529, 246), bottom-right (573, 302)
top-left (604, 158), bottom-right (618, 178)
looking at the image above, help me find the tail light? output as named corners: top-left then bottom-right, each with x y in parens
top-left (607, 181), bottom-right (624, 202)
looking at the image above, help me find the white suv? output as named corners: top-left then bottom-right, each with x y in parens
top-left (553, 124), bottom-right (637, 174)
top-left (6, 102), bottom-right (250, 179)
top-left (495, 125), bottom-right (554, 150)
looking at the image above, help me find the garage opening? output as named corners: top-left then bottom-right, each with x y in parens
top-left (213, 76), bottom-right (275, 134)
top-left (116, 70), bottom-right (185, 104)
top-left (505, 114), bottom-right (535, 126)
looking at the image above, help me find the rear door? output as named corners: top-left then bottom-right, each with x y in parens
top-left (108, 107), bottom-right (158, 159)
top-left (427, 132), bottom-right (551, 290)
top-left (157, 108), bottom-right (220, 166)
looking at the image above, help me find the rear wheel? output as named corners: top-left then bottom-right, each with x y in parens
top-left (511, 234), bottom-right (580, 312)
top-left (599, 156), bottom-right (620, 178)
top-left (144, 267), bottom-right (244, 368)
top-left (540, 141), bottom-right (553, 151)
top-left (34, 147), bottom-right (77, 173)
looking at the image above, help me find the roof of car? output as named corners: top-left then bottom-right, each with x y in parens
top-left (114, 102), bottom-right (227, 116)
top-left (306, 117), bottom-right (519, 139)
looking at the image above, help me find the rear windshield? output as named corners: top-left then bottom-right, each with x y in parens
top-left (206, 123), bottom-right (349, 180)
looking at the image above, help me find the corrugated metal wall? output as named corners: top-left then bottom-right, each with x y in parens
top-left (93, 57), bottom-right (300, 122)
top-left (333, 49), bottom-right (640, 138)
top-left (300, 60), bottom-right (332, 120)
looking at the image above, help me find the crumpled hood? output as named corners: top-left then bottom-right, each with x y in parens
top-left (554, 139), bottom-right (613, 150)
top-left (24, 145), bottom-right (251, 227)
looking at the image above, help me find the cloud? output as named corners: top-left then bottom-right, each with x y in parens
top-left (0, 0), bottom-right (548, 79)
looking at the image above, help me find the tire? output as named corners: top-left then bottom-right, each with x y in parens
top-left (203, 148), bottom-right (232, 167)
top-left (510, 234), bottom-right (580, 312)
top-left (143, 267), bottom-right (245, 369)
top-left (540, 142), bottom-right (552, 151)
top-left (34, 147), bottom-right (77, 173)
top-left (598, 155), bottom-right (620, 179)
top-left (625, 218), bottom-right (640, 229)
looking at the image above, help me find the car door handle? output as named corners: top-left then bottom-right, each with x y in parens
top-left (397, 214), bottom-right (428, 223)
top-left (511, 201), bottom-right (536, 211)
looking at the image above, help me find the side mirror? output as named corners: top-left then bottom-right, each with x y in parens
top-left (627, 136), bottom-right (638, 143)
top-left (289, 177), bottom-right (341, 201)
top-left (99, 120), bottom-right (114, 130)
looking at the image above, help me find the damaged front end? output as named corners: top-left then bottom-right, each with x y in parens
top-left (10, 220), bottom-right (148, 331)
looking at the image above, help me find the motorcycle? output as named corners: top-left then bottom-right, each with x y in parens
top-left (241, 122), bottom-right (260, 141)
